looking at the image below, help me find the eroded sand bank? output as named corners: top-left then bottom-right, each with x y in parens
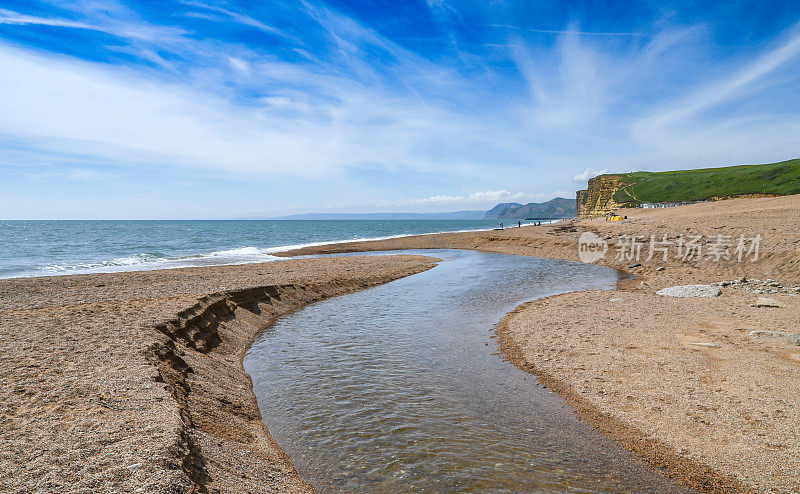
top-left (279, 194), bottom-right (800, 493)
top-left (0, 255), bottom-right (439, 493)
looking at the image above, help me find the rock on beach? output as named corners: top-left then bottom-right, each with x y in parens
top-left (755, 297), bottom-right (789, 308)
top-left (748, 331), bottom-right (800, 346)
top-left (656, 285), bottom-right (722, 298)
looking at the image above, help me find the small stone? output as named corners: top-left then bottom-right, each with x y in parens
top-left (738, 276), bottom-right (747, 283)
top-left (628, 263), bottom-right (642, 268)
top-left (755, 297), bottom-right (788, 308)
top-left (719, 281), bottom-right (730, 286)
top-left (687, 342), bottom-right (721, 348)
top-left (656, 285), bottom-right (722, 298)
top-left (748, 331), bottom-right (800, 346)
top-left (656, 266), bottom-right (665, 272)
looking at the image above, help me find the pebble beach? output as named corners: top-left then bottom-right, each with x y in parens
top-left (2, 194), bottom-right (799, 492)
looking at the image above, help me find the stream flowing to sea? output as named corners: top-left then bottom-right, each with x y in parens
top-left (245, 250), bottom-right (690, 493)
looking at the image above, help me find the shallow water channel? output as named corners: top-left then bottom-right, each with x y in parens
top-left (244, 250), bottom-right (690, 493)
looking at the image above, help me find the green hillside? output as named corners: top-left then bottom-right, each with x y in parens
top-left (611, 158), bottom-right (800, 205)
top-left (485, 197), bottom-right (576, 219)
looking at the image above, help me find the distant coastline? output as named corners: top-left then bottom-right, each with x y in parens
top-left (239, 196), bottom-right (577, 220)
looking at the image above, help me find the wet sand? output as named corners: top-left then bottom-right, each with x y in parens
top-left (0, 255), bottom-right (439, 493)
top-left (279, 194), bottom-right (800, 493)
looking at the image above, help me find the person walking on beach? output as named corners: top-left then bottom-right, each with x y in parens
top-left (500, 221), bottom-right (503, 230)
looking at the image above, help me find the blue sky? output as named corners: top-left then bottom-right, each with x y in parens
top-left (1, 0), bottom-right (799, 219)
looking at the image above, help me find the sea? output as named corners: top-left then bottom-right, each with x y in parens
top-left (0, 219), bottom-right (551, 279)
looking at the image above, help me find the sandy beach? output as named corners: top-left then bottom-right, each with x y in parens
top-left (4, 0), bottom-right (796, 491)
top-left (0, 255), bottom-right (439, 493)
top-left (3, 194), bottom-right (799, 493)
top-left (279, 194), bottom-right (800, 493)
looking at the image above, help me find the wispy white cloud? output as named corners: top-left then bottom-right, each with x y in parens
top-left (397, 190), bottom-right (552, 206)
top-left (0, 9), bottom-right (93, 30)
top-left (0, 7), bottom-right (187, 42)
top-left (512, 23), bottom-right (614, 129)
top-left (2, 1), bottom-right (800, 218)
top-left (491, 24), bottom-right (645, 37)
top-left (22, 167), bottom-right (109, 182)
top-left (182, 0), bottom-right (286, 37)
top-left (627, 21), bottom-right (800, 167)
top-left (638, 21), bottom-right (800, 130)
top-left (228, 57), bottom-right (250, 74)
top-left (573, 168), bottom-right (609, 182)
top-left (0, 38), bottom-right (514, 180)
top-left (324, 190), bottom-right (573, 212)
top-left (180, 0), bottom-right (285, 36)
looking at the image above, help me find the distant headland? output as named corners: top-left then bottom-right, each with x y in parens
top-left (264, 197), bottom-right (577, 221)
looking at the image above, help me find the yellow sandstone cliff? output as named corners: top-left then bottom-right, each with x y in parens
top-left (576, 175), bottom-right (626, 218)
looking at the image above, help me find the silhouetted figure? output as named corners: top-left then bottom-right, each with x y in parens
top-left (518, 221), bottom-right (521, 228)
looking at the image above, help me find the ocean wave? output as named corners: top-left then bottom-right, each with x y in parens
top-left (41, 253), bottom-right (168, 272)
top-left (37, 248), bottom-right (282, 277)
top-left (20, 219), bottom-right (562, 278)
top-left (259, 219), bottom-right (561, 254)
top-left (206, 246), bottom-right (269, 257)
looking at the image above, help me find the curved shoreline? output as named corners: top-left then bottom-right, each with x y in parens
top-left (152, 248), bottom-right (725, 493)
top-left (274, 195), bottom-right (800, 493)
top-left (279, 245), bottom-right (744, 492)
top-left (148, 270), bottom-right (454, 492)
top-left (4, 195), bottom-right (798, 492)
top-left (273, 242), bottom-right (744, 493)
top-left (0, 255), bottom-right (439, 493)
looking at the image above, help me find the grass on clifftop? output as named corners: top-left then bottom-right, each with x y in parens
top-left (612, 158), bottom-right (800, 205)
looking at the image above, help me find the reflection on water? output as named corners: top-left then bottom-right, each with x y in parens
top-left (245, 250), bottom-right (689, 493)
